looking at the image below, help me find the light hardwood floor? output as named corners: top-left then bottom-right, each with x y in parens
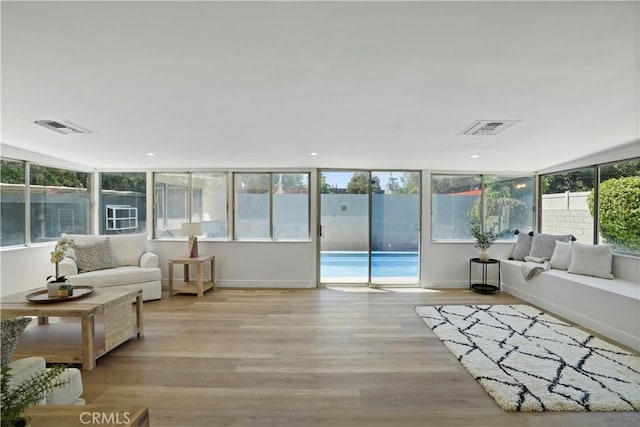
top-left (80, 288), bottom-right (639, 427)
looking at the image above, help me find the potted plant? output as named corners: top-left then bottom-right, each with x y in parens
top-left (470, 220), bottom-right (497, 261)
top-left (1, 364), bottom-right (68, 427)
top-left (47, 236), bottom-right (74, 296)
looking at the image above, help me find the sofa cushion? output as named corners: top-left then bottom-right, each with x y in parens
top-left (68, 266), bottom-right (161, 288)
top-left (6, 357), bottom-right (48, 405)
top-left (7, 357), bottom-right (83, 405)
top-left (72, 238), bottom-right (118, 273)
top-left (46, 367), bottom-right (84, 405)
top-left (107, 233), bottom-right (148, 266)
top-left (1, 317), bottom-right (32, 365)
top-left (568, 242), bottom-right (614, 279)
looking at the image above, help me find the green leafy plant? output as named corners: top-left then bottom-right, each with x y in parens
top-left (1, 364), bottom-right (69, 427)
top-left (588, 176), bottom-right (640, 252)
top-left (470, 220), bottom-right (497, 250)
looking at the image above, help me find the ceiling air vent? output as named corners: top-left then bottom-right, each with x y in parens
top-left (461, 120), bottom-right (520, 136)
top-left (33, 120), bottom-right (93, 135)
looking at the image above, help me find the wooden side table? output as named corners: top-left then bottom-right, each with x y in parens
top-left (168, 255), bottom-right (215, 298)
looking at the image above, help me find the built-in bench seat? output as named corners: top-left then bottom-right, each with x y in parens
top-left (500, 259), bottom-right (640, 352)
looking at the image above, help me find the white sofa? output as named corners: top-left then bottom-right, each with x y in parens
top-left (8, 357), bottom-right (84, 405)
top-left (59, 233), bottom-right (162, 301)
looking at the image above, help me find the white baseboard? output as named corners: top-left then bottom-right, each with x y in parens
top-left (215, 280), bottom-right (316, 289)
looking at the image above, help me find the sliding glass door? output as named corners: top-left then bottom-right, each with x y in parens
top-left (319, 171), bottom-right (370, 283)
top-left (370, 171), bottom-right (420, 285)
top-left (319, 170), bottom-right (420, 285)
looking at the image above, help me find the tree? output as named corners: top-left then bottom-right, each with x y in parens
top-left (394, 172), bottom-right (420, 194)
top-left (588, 176), bottom-right (640, 252)
top-left (347, 172), bottom-right (380, 194)
top-left (0, 160), bottom-right (25, 184)
top-left (541, 170), bottom-right (594, 193)
top-left (319, 173), bottom-right (332, 194)
top-left (29, 165), bottom-right (87, 188)
top-left (101, 172), bottom-right (146, 193)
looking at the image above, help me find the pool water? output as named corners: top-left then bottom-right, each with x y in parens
top-left (320, 251), bottom-right (419, 279)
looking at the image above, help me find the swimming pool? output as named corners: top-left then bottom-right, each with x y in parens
top-left (320, 251), bottom-right (419, 281)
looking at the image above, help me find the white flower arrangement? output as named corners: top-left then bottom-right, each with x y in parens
top-left (49, 236), bottom-right (74, 279)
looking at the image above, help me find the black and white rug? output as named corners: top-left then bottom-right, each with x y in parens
top-left (415, 304), bottom-right (640, 412)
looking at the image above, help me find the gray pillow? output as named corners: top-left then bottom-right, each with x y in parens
top-left (529, 232), bottom-right (573, 259)
top-left (510, 231), bottom-right (533, 260)
top-left (72, 237), bottom-right (117, 273)
top-left (1, 317), bottom-right (32, 365)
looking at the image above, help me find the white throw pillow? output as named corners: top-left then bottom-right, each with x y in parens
top-left (567, 242), bottom-right (614, 279)
top-left (108, 233), bottom-right (148, 266)
top-left (549, 241), bottom-right (572, 270)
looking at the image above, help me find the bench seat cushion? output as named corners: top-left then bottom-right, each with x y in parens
top-left (67, 266), bottom-right (160, 288)
top-left (500, 259), bottom-right (640, 352)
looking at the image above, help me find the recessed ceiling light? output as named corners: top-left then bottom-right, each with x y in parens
top-left (310, 152), bottom-right (318, 156)
top-left (145, 152), bottom-right (155, 157)
top-left (471, 154), bottom-right (479, 158)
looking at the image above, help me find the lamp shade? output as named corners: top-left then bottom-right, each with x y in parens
top-left (181, 222), bottom-right (204, 237)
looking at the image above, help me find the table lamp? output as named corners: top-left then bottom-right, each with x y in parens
top-left (181, 222), bottom-right (204, 258)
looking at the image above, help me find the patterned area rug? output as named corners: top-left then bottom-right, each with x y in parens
top-left (415, 304), bottom-right (640, 412)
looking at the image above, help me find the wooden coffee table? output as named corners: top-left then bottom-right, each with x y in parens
top-left (0, 288), bottom-right (143, 370)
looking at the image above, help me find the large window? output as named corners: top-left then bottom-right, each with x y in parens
top-left (273, 173), bottom-right (309, 240)
top-left (431, 174), bottom-right (534, 240)
top-left (154, 173), bottom-right (189, 238)
top-left (29, 164), bottom-right (91, 242)
top-left (100, 172), bottom-right (147, 234)
top-left (0, 159), bottom-right (26, 247)
top-left (192, 173), bottom-right (228, 238)
top-left (539, 159), bottom-right (639, 255)
top-left (234, 172), bottom-right (310, 240)
top-left (155, 172), bottom-right (229, 239)
top-left (431, 175), bottom-right (481, 240)
top-left (234, 173), bottom-right (270, 239)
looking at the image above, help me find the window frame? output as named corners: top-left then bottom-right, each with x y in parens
top-left (539, 157), bottom-right (640, 256)
top-left (430, 173), bottom-right (535, 243)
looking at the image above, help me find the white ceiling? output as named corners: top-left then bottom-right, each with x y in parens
top-left (1, 1), bottom-right (639, 172)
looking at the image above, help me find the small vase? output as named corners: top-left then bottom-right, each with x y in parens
top-left (478, 248), bottom-right (490, 261)
top-left (47, 277), bottom-right (69, 297)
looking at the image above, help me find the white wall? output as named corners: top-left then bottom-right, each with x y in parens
top-left (149, 240), bottom-right (317, 288)
top-left (1, 244), bottom-right (56, 295)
